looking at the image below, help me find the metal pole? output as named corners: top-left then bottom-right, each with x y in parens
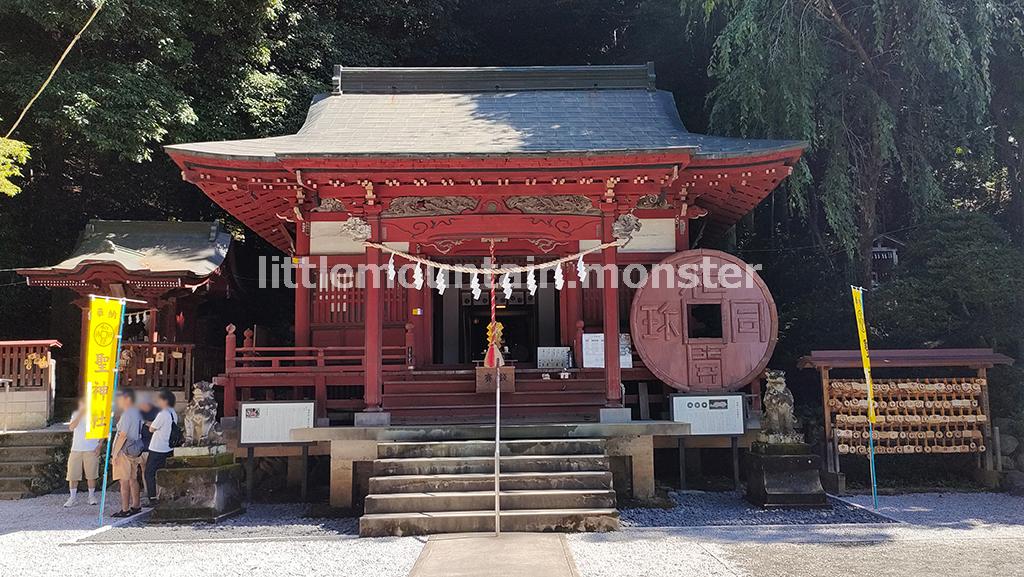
top-left (97, 296), bottom-right (128, 526)
top-left (494, 365), bottom-right (501, 536)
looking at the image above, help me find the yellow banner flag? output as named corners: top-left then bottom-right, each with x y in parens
top-left (851, 286), bottom-right (876, 424)
top-left (85, 297), bottom-right (125, 439)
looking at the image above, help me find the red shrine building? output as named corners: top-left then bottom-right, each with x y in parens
top-left (164, 64), bottom-right (804, 427)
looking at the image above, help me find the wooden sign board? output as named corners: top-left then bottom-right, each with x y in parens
top-left (537, 347), bottom-right (572, 369)
top-left (581, 333), bottom-right (633, 369)
top-left (476, 366), bottom-right (516, 393)
top-left (240, 401), bottom-right (315, 445)
top-left (670, 394), bottom-right (745, 436)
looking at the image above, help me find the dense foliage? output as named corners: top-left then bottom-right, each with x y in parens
top-left (1, 0), bottom-right (1022, 421)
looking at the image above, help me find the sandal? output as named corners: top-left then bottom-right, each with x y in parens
top-left (129, 508), bottom-right (142, 515)
top-left (111, 510), bottom-right (132, 518)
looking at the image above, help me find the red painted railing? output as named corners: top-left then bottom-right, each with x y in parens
top-left (217, 325), bottom-right (409, 418)
top-left (0, 340), bottom-right (61, 389)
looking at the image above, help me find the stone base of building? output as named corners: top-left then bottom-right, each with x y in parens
top-left (151, 446), bottom-right (244, 523)
top-left (745, 443), bottom-right (827, 508)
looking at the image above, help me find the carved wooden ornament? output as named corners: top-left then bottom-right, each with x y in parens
top-left (629, 249), bottom-right (777, 392)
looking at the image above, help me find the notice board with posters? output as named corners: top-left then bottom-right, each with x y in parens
top-left (670, 394), bottom-right (745, 436)
top-left (239, 401), bottom-right (315, 445)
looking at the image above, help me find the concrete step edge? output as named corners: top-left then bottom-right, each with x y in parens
top-left (374, 454), bottom-right (607, 464)
top-left (360, 508), bottom-right (619, 520)
top-left (366, 489), bottom-right (617, 500)
top-left (369, 470), bottom-right (612, 481)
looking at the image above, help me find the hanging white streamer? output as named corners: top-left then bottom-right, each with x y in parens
top-left (387, 253), bottom-right (396, 282)
top-left (576, 254), bottom-right (586, 283)
top-left (413, 262), bottom-right (424, 290)
top-left (501, 273), bottom-right (513, 300)
top-left (435, 269), bottom-right (447, 295)
top-left (471, 272), bottom-right (482, 300)
top-left (554, 264), bottom-right (564, 290)
top-left (526, 269), bottom-right (537, 296)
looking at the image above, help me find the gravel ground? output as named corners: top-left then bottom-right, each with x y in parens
top-left (82, 503), bottom-right (358, 543)
top-left (570, 492), bottom-right (1024, 577)
top-left (5, 491), bottom-right (1024, 577)
top-left (619, 491), bottom-right (891, 527)
top-left (0, 493), bottom-right (424, 577)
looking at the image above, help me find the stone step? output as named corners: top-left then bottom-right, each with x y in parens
top-left (372, 454), bottom-right (609, 477)
top-left (369, 471), bottom-right (614, 494)
top-left (359, 508), bottom-right (619, 537)
top-left (0, 490), bottom-right (33, 500)
top-left (382, 391), bottom-right (606, 408)
top-left (0, 461), bottom-right (49, 477)
top-left (383, 379), bottom-right (605, 395)
top-left (377, 439), bottom-right (606, 459)
top-left (364, 489), bottom-right (617, 514)
top-left (0, 431), bottom-right (70, 448)
top-left (0, 476), bottom-right (34, 492)
top-left (391, 411), bottom-right (601, 426)
top-left (0, 444), bottom-right (63, 462)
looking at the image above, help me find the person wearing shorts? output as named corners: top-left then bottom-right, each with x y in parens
top-left (65, 398), bottom-right (101, 507)
top-left (111, 389), bottom-right (144, 517)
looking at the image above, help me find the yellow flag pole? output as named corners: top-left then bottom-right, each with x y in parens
top-left (851, 286), bottom-right (879, 509)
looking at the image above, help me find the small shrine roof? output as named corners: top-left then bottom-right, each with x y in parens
top-left (19, 220), bottom-right (231, 280)
top-left (165, 64), bottom-right (804, 161)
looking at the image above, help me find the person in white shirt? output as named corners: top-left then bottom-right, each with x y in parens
top-left (65, 398), bottom-right (101, 507)
top-left (144, 388), bottom-right (178, 501)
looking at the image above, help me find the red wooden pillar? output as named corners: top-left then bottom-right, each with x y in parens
top-left (294, 221), bottom-right (312, 348)
top-left (78, 303), bottom-right (90, 396)
top-left (562, 263), bottom-right (582, 348)
top-left (601, 212), bottom-right (623, 406)
top-left (363, 211), bottom-right (384, 411)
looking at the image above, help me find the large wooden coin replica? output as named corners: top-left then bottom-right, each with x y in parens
top-left (630, 249), bottom-right (777, 392)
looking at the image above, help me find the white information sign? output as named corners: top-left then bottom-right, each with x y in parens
top-left (581, 333), bottom-right (634, 369)
top-left (670, 394), bottom-right (745, 436)
top-left (240, 401), bottom-right (315, 445)
top-left (537, 347), bottom-right (572, 369)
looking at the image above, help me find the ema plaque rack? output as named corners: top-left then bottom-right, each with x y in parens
top-left (798, 349), bottom-right (1013, 476)
top-left (828, 378), bottom-right (987, 456)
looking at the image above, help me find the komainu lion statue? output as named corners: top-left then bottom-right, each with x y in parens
top-left (183, 381), bottom-right (222, 446)
top-left (759, 369), bottom-right (804, 444)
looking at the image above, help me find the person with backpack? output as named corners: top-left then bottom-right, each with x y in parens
top-left (135, 391), bottom-right (160, 505)
top-left (144, 388), bottom-right (181, 502)
top-left (111, 389), bottom-right (144, 517)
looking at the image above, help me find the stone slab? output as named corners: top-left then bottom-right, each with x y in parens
top-left (599, 408), bottom-right (632, 424)
top-left (293, 421), bottom-right (690, 443)
top-left (408, 533), bottom-right (580, 577)
top-left (354, 412), bottom-right (391, 427)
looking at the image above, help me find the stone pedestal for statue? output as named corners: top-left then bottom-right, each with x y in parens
top-left (746, 442), bottom-right (827, 507)
top-left (151, 445), bottom-right (244, 523)
top-left (744, 369), bottom-right (826, 508)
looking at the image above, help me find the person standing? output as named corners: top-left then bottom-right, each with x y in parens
top-left (64, 398), bottom-right (101, 507)
top-left (111, 390), bottom-right (144, 517)
top-left (144, 389), bottom-right (179, 502)
top-left (135, 392), bottom-right (159, 506)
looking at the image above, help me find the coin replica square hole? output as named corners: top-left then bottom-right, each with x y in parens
top-left (687, 303), bottom-right (724, 339)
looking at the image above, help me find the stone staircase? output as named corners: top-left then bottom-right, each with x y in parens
top-left (382, 371), bottom-right (606, 425)
top-left (359, 438), bottom-right (619, 537)
top-left (0, 429), bottom-right (70, 500)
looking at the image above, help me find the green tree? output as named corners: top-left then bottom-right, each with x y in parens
top-left (688, 0), bottom-right (1017, 285)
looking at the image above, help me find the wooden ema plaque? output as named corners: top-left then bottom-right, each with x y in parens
top-left (828, 378), bottom-right (988, 455)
